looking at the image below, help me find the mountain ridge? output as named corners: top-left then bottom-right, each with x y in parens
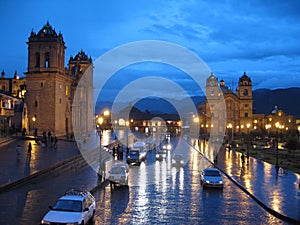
top-left (96, 87), bottom-right (300, 118)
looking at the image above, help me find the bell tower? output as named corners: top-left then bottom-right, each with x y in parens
top-left (236, 72), bottom-right (253, 125)
top-left (25, 22), bottom-right (73, 136)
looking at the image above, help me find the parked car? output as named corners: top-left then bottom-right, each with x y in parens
top-left (108, 163), bottom-right (129, 187)
top-left (200, 168), bottom-right (224, 188)
top-left (172, 154), bottom-right (184, 167)
top-left (156, 149), bottom-right (167, 161)
top-left (40, 189), bottom-right (96, 225)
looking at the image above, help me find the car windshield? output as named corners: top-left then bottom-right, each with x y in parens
top-left (111, 166), bottom-right (125, 174)
top-left (129, 150), bottom-right (139, 158)
top-left (205, 170), bottom-right (221, 177)
top-left (52, 200), bottom-right (82, 212)
top-left (173, 155), bottom-right (182, 160)
top-left (157, 150), bottom-right (166, 154)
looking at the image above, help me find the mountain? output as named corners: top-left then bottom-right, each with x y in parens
top-left (253, 87), bottom-right (300, 117)
top-left (96, 96), bottom-right (206, 114)
top-left (96, 88), bottom-right (300, 118)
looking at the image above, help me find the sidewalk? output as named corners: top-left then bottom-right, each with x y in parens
top-left (0, 130), bottom-right (119, 188)
top-left (193, 138), bottom-right (300, 222)
top-left (0, 135), bottom-right (80, 187)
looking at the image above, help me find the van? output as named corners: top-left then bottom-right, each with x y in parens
top-left (133, 141), bottom-right (147, 159)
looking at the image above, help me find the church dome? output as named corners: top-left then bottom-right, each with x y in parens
top-left (239, 72), bottom-right (252, 85)
top-left (29, 21), bottom-right (64, 44)
top-left (239, 72), bottom-right (251, 82)
top-left (206, 72), bottom-right (219, 87)
top-left (69, 49), bottom-right (92, 64)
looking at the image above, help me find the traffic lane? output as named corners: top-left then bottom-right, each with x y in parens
top-left (92, 151), bottom-right (287, 225)
top-left (0, 165), bottom-right (99, 225)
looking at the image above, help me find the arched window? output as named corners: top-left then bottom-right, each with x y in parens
top-left (35, 53), bottom-right (40, 67)
top-left (45, 52), bottom-right (50, 68)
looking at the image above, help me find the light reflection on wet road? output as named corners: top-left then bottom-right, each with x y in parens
top-left (0, 136), bottom-right (291, 224)
top-left (92, 140), bottom-right (287, 225)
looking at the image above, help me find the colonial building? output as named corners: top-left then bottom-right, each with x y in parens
top-left (197, 72), bottom-right (253, 137)
top-left (0, 70), bottom-right (26, 98)
top-left (0, 90), bottom-right (19, 136)
top-left (24, 22), bottom-right (93, 136)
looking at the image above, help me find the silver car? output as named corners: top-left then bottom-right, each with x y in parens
top-left (200, 168), bottom-right (224, 188)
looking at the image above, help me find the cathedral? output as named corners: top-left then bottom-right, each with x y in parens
top-left (197, 72), bottom-right (254, 136)
top-left (22, 22), bottom-right (93, 136)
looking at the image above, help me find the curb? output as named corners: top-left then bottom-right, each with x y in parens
top-left (184, 138), bottom-right (300, 224)
top-left (0, 154), bottom-right (88, 193)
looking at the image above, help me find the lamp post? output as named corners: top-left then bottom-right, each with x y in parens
top-left (275, 122), bottom-right (280, 167)
top-left (246, 123), bottom-right (251, 158)
top-left (126, 120), bottom-right (130, 148)
top-left (98, 116), bottom-right (104, 181)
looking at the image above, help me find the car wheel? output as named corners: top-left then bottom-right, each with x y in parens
top-left (90, 210), bottom-right (95, 221)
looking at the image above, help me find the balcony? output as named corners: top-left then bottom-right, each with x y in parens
top-left (0, 107), bottom-right (14, 117)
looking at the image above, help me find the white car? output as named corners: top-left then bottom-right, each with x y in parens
top-left (108, 163), bottom-right (129, 187)
top-left (40, 189), bottom-right (96, 225)
top-left (200, 168), bottom-right (224, 188)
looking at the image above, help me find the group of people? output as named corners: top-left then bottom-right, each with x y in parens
top-left (112, 144), bottom-right (124, 160)
top-left (38, 131), bottom-right (58, 149)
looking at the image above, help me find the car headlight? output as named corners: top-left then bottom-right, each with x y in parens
top-left (180, 160), bottom-right (184, 164)
top-left (219, 181), bottom-right (223, 184)
top-left (40, 220), bottom-right (51, 225)
top-left (205, 180), bottom-right (210, 183)
top-left (156, 154), bottom-right (159, 157)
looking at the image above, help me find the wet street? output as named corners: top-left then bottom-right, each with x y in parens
top-left (0, 134), bottom-right (293, 224)
top-left (92, 147), bottom-right (286, 225)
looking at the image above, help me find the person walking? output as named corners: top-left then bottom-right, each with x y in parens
top-left (27, 142), bottom-right (32, 158)
top-left (50, 136), bottom-right (54, 148)
top-left (54, 136), bottom-right (58, 149)
top-left (241, 153), bottom-right (245, 164)
top-left (16, 144), bottom-right (21, 158)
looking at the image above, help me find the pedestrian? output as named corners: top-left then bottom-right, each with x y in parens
top-left (241, 153), bottom-right (245, 163)
top-left (16, 144), bottom-right (21, 157)
top-left (27, 142), bottom-right (32, 158)
top-left (112, 147), bottom-right (116, 157)
top-left (34, 127), bottom-right (38, 137)
top-left (50, 136), bottom-right (54, 148)
top-left (54, 136), bottom-right (58, 149)
top-left (47, 131), bottom-right (52, 142)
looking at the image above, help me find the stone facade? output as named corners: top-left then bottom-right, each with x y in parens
top-left (25, 22), bottom-right (93, 136)
top-left (198, 72), bottom-right (253, 135)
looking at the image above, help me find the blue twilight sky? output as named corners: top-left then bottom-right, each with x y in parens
top-left (0, 0), bottom-right (300, 99)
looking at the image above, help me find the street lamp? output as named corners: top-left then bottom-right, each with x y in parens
top-left (126, 120), bottom-right (130, 148)
top-left (98, 116), bottom-right (104, 181)
top-left (275, 122), bottom-right (280, 167)
top-left (246, 123), bottom-right (251, 158)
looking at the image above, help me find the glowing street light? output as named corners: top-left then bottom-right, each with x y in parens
top-left (103, 110), bottom-right (110, 116)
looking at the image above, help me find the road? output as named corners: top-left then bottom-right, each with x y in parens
top-left (0, 134), bottom-right (289, 224)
